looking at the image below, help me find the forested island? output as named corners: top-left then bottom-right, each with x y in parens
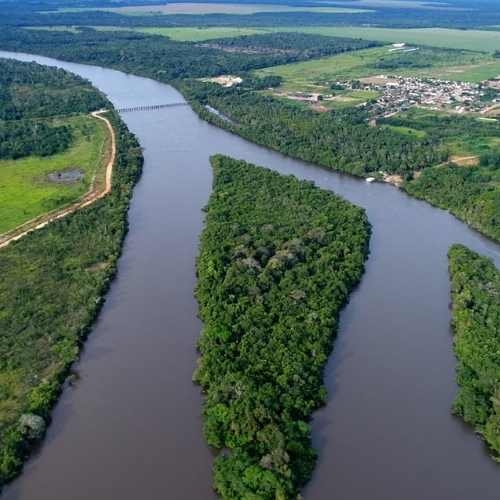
top-left (0, 59), bottom-right (142, 487)
top-left (195, 155), bottom-right (370, 498)
top-left (448, 245), bottom-right (500, 457)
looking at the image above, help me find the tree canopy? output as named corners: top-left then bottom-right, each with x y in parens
top-left (195, 155), bottom-right (370, 498)
top-left (448, 245), bottom-right (500, 458)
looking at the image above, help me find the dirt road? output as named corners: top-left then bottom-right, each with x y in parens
top-left (0, 110), bottom-right (116, 250)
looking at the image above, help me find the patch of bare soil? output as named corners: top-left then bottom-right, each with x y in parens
top-left (450, 155), bottom-right (479, 167)
top-left (383, 173), bottom-right (404, 187)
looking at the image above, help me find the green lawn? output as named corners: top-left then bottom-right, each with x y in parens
top-left (256, 45), bottom-right (500, 91)
top-left (0, 114), bottom-right (107, 234)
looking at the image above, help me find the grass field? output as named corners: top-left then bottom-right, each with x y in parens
top-left (256, 45), bottom-right (500, 91)
top-left (55, 3), bottom-right (368, 15)
top-left (0, 115), bottom-right (108, 234)
top-left (125, 26), bottom-right (268, 41)
top-left (272, 27), bottom-right (500, 53)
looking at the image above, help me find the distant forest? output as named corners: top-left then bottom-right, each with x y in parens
top-left (2, 0), bottom-right (500, 29)
top-left (0, 28), bottom-right (379, 80)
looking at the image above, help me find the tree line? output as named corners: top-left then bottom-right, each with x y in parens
top-left (181, 80), bottom-right (446, 177)
top-left (0, 57), bottom-right (107, 161)
top-left (196, 155), bottom-right (370, 498)
top-left (3, 1), bottom-right (500, 30)
top-left (448, 244), bottom-right (500, 458)
top-left (0, 28), bottom-right (380, 82)
top-left (389, 109), bottom-right (500, 242)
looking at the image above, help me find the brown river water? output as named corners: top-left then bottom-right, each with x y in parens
top-left (1, 51), bottom-right (500, 500)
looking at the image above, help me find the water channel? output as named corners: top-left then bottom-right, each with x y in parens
top-left (2, 51), bottom-right (500, 500)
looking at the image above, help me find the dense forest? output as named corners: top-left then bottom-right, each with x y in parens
top-left (196, 155), bottom-right (370, 498)
top-left (406, 165), bottom-right (500, 242)
top-left (2, 0), bottom-right (500, 29)
top-left (181, 80), bottom-right (445, 177)
top-left (201, 32), bottom-right (380, 58)
top-left (389, 110), bottom-right (500, 242)
top-left (0, 57), bottom-right (107, 161)
top-left (0, 29), bottom-right (379, 81)
top-left (0, 120), bottom-right (72, 159)
top-left (448, 245), bottom-right (500, 457)
top-left (0, 57), bottom-right (107, 120)
top-left (0, 63), bottom-right (143, 487)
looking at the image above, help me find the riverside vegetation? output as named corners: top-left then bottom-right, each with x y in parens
top-left (195, 156), bottom-right (370, 498)
top-left (0, 60), bottom-right (143, 487)
top-left (448, 245), bottom-right (500, 457)
top-left (180, 79), bottom-right (500, 243)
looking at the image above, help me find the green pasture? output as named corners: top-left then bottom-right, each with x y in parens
top-left (256, 45), bottom-right (500, 91)
top-left (0, 115), bottom-right (107, 234)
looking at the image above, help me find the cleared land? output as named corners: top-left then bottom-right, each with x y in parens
top-left (256, 45), bottom-right (500, 91)
top-left (56, 3), bottom-right (368, 15)
top-left (105, 26), bottom-right (268, 41)
top-left (0, 114), bottom-right (108, 235)
top-left (274, 27), bottom-right (500, 53)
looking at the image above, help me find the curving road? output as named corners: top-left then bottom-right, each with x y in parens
top-left (0, 110), bottom-right (116, 249)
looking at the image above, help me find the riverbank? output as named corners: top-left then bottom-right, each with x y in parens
top-left (0, 110), bottom-right (142, 487)
top-left (1, 52), bottom-right (500, 500)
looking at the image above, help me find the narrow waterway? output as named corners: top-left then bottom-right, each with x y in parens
top-left (2, 51), bottom-right (500, 500)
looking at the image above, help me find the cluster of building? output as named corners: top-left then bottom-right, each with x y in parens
top-left (345, 75), bottom-right (499, 118)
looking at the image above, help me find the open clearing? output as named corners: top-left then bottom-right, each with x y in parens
top-left (256, 45), bottom-right (500, 90)
top-left (0, 114), bottom-right (108, 235)
top-left (274, 27), bottom-right (500, 53)
top-left (115, 26), bottom-right (268, 41)
top-left (56, 3), bottom-right (368, 15)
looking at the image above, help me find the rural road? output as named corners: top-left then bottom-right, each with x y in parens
top-left (0, 109), bottom-right (116, 249)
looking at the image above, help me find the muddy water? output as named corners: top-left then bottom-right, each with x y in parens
top-left (1, 51), bottom-right (500, 500)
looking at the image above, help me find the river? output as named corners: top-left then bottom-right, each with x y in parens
top-left (1, 51), bottom-right (500, 500)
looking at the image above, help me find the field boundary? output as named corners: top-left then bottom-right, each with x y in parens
top-left (0, 110), bottom-right (116, 249)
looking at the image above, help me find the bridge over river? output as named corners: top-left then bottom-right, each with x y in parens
top-left (2, 50), bottom-right (500, 500)
top-left (117, 102), bottom-right (188, 113)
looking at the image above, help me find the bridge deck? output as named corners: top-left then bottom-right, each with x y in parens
top-left (118, 103), bottom-right (188, 113)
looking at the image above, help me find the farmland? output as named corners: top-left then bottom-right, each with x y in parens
top-left (274, 27), bottom-right (500, 53)
top-left (256, 45), bottom-right (500, 92)
top-left (25, 25), bottom-right (500, 53)
top-left (55, 3), bottom-right (368, 15)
